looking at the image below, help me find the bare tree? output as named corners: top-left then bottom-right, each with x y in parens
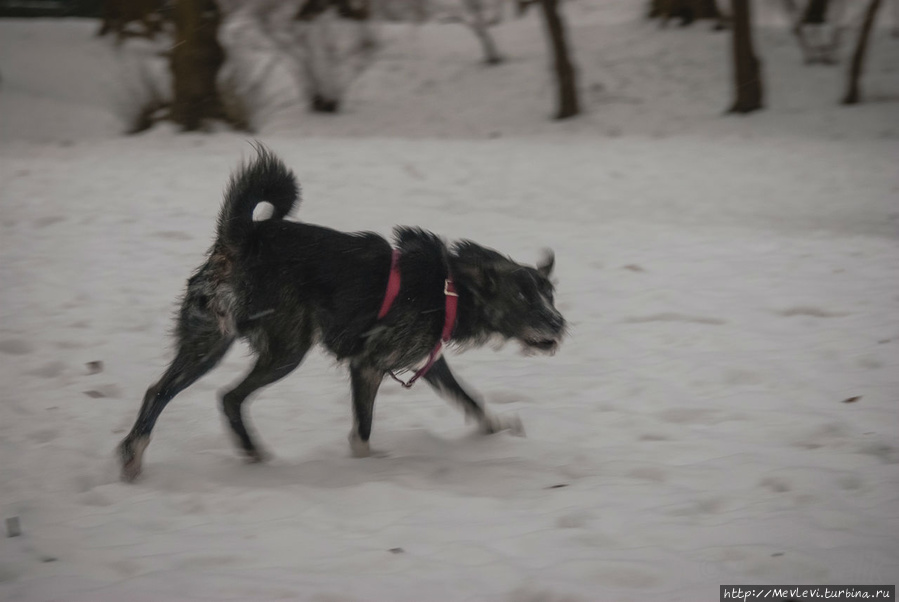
top-left (780, 0), bottom-right (846, 64)
top-left (251, 0), bottom-right (376, 113)
top-left (537, 0), bottom-right (579, 119)
top-left (438, 0), bottom-right (505, 65)
top-left (892, 0), bottom-right (899, 37)
top-left (842, 0), bottom-right (882, 104)
top-left (802, 0), bottom-right (828, 22)
top-left (110, 0), bottom-right (274, 133)
top-left (114, 55), bottom-right (171, 134)
top-left (463, 0), bottom-right (504, 64)
top-left (650, 0), bottom-right (725, 28)
top-left (727, 0), bottom-right (763, 113)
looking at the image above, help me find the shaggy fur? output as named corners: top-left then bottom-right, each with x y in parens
top-left (117, 148), bottom-right (566, 481)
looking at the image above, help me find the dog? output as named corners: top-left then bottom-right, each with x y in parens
top-left (117, 148), bottom-right (566, 481)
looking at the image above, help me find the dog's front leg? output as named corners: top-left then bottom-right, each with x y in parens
top-left (348, 362), bottom-right (383, 457)
top-left (423, 357), bottom-right (524, 436)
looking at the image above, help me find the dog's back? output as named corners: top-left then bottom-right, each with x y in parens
top-left (193, 151), bottom-right (450, 366)
top-left (235, 220), bottom-right (393, 359)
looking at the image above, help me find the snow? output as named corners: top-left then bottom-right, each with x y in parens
top-left (1, 4), bottom-right (899, 601)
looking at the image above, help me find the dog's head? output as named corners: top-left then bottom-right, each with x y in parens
top-left (452, 242), bottom-right (566, 354)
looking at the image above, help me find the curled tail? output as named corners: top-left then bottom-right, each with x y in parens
top-left (216, 146), bottom-right (300, 249)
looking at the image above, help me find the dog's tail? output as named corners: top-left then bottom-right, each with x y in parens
top-left (216, 146), bottom-right (300, 250)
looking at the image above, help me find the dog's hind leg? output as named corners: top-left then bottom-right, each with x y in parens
top-left (220, 334), bottom-right (312, 463)
top-left (423, 357), bottom-right (524, 436)
top-left (348, 362), bottom-right (384, 457)
top-left (118, 334), bottom-right (234, 482)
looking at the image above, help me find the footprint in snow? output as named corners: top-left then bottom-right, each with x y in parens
top-left (26, 361), bottom-right (66, 378)
top-left (34, 216), bottom-right (65, 228)
top-left (488, 390), bottom-right (534, 405)
top-left (776, 306), bottom-right (849, 318)
top-left (153, 230), bottom-right (193, 241)
top-left (657, 407), bottom-right (724, 425)
top-left (759, 476), bottom-right (792, 493)
top-left (0, 339), bottom-right (34, 355)
top-left (83, 384), bottom-right (122, 399)
top-left (623, 312), bottom-right (725, 325)
top-left (27, 429), bottom-right (58, 444)
top-left (638, 432), bottom-right (671, 442)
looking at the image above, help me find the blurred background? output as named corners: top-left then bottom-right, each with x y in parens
top-left (1, 0), bottom-right (896, 140)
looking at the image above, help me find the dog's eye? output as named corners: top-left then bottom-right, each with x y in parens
top-left (518, 289), bottom-right (540, 305)
top-left (538, 282), bottom-right (554, 303)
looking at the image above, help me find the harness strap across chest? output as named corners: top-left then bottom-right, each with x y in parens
top-left (378, 249), bottom-right (458, 388)
top-left (377, 250), bottom-right (403, 320)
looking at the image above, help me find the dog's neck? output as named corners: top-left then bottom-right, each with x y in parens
top-left (390, 229), bottom-right (497, 347)
top-left (446, 261), bottom-right (494, 347)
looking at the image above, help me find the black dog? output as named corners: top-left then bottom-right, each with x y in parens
top-left (118, 148), bottom-right (565, 481)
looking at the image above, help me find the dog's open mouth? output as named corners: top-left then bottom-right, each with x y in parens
top-left (524, 338), bottom-right (559, 353)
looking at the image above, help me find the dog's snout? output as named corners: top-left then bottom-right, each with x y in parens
top-left (541, 308), bottom-right (565, 338)
top-left (550, 314), bottom-right (565, 336)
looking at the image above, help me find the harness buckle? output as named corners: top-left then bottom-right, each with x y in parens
top-left (444, 279), bottom-right (458, 297)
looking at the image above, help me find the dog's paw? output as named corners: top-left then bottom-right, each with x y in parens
top-left (505, 414), bottom-right (526, 437)
top-left (347, 433), bottom-right (390, 458)
top-left (118, 435), bottom-right (150, 483)
top-left (480, 413), bottom-right (526, 437)
top-left (243, 447), bottom-right (271, 464)
top-left (348, 431), bottom-right (372, 458)
top-left (121, 460), bottom-right (142, 483)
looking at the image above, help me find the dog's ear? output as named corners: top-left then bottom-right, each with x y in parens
top-left (454, 260), bottom-right (499, 293)
top-left (537, 249), bottom-right (555, 278)
top-left (452, 241), bottom-right (504, 295)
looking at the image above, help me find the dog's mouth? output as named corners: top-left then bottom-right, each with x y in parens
top-left (523, 337), bottom-right (560, 354)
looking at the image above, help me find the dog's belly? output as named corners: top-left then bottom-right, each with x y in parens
top-left (351, 323), bottom-right (438, 371)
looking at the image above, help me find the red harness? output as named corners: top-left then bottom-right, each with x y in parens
top-left (378, 249), bottom-right (458, 388)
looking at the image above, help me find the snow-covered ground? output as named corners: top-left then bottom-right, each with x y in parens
top-left (1, 4), bottom-right (898, 601)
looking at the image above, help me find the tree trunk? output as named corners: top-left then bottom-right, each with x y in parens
top-left (293, 0), bottom-right (374, 113)
top-left (538, 0), bottom-right (579, 119)
top-left (802, 0), bottom-right (829, 23)
top-left (782, 0), bottom-right (816, 61)
top-left (301, 14), bottom-right (342, 113)
top-left (699, 0), bottom-right (721, 18)
top-left (892, 0), bottom-right (898, 37)
top-left (472, 24), bottom-right (503, 65)
top-left (782, 0), bottom-right (844, 64)
top-left (842, 0), bottom-right (882, 104)
top-left (650, 0), bottom-right (721, 23)
top-left (463, 0), bottom-right (503, 65)
top-left (727, 0), bottom-right (763, 113)
top-left (170, 0), bottom-right (226, 130)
